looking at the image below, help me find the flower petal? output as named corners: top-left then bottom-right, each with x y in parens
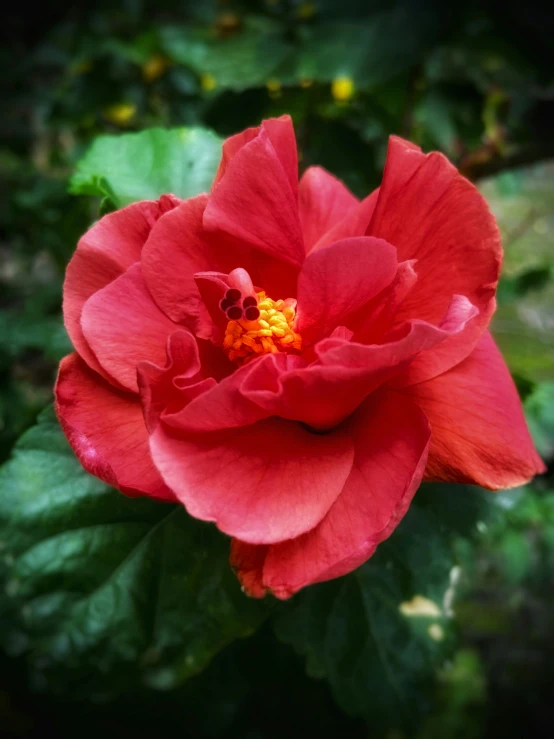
top-left (298, 166), bottom-right (359, 253)
top-left (137, 330), bottom-right (216, 433)
top-left (64, 196), bottom-right (179, 379)
top-left (81, 263), bottom-right (177, 393)
top-left (368, 136), bottom-right (501, 381)
top-left (352, 259), bottom-right (418, 343)
top-left (231, 390), bottom-right (430, 598)
top-left (55, 354), bottom-right (175, 501)
top-left (204, 126), bottom-right (304, 267)
top-left (310, 188), bottom-right (379, 252)
top-left (243, 295), bottom-right (477, 430)
top-left (399, 331), bottom-right (546, 489)
top-left (163, 352), bottom-right (303, 434)
top-left (142, 195), bottom-right (298, 329)
top-left (213, 115), bottom-right (298, 198)
top-left (150, 417), bottom-right (354, 544)
top-left (296, 236), bottom-right (398, 342)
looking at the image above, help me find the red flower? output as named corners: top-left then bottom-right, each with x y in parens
top-left (56, 116), bottom-right (545, 599)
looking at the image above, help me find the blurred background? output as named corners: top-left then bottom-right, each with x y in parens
top-left (1, 1), bottom-right (553, 737)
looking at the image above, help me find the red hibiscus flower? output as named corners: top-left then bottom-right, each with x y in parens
top-left (56, 115), bottom-right (545, 599)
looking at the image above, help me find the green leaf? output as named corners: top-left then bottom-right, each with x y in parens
top-left (274, 485), bottom-right (497, 731)
top-left (491, 280), bottom-right (554, 384)
top-left (161, 17), bottom-right (292, 92)
top-left (479, 161), bottom-right (554, 277)
top-left (288, 4), bottom-right (449, 88)
top-left (69, 127), bottom-right (223, 206)
top-left (480, 161), bottom-right (554, 383)
top-left (0, 407), bottom-right (269, 698)
top-left (525, 382), bottom-right (554, 460)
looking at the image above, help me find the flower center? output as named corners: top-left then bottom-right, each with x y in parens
top-left (220, 281), bottom-right (302, 365)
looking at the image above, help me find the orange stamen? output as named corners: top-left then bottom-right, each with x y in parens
top-left (223, 291), bottom-right (302, 365)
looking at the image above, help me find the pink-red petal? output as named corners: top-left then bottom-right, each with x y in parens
top-left (204, 127), bottom-right (304, 267)
top-left (150, 417), bottom-right (354, 545)
top-left (310, 188), bottom-right (379, 252)
top-left (213, 115), bottom-right (298, 198)
top-left (162, 352), bottom-right (304, 434)
top-left (367, 136), bottom-right (501, 382)
top-left (399, 331), bottom-right (546, 489)
top-left (55, 354), bottom-right (175, 502)
top-left (63, 196), bottom-right (179, 379)
top-left (231, 390), bottom-right (430, 599)
top-left (137, 330), bottom-right (216, 433)
top-left (142, 195), bottom-right (298, 329)
top-left (81, 263), bottom-right (177, 393)
top-left (298, 166), bottom-right (359, 253)
top-left (243, 295), bottom-right (477, 430)
top-left (296, 236), bottom-right (397, 342)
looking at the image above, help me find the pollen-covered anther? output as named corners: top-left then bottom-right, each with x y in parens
top-left (223, 291), bottom-right (302, 365)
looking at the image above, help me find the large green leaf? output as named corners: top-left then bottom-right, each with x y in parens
top-left (0, 407), bottom-right (269, 698)
top-left (274, 484), bottom-right (497, 731)
top-left (69, 127), bottom-right (223, 207)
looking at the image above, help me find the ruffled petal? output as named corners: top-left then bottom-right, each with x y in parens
top-left (243, 295), bottom-right (477, 430)
top-left (296, 236), bottom-right (397, 342)
top-left (231, 390), bottom-right (430, 599)
top-left (137, 330), bottom-right (216, 433)
top-left (81, 263), bottom-right (177, 393)
top-left (400, 331), bottom-right (546, 489)
top-left (162, 352), bottom-right (304, 434)
top-left (64, 196), bottom-right (179, 379)
top-left (55, 354), bottom-right (175, 501)
top-left (368, 136), bottom-right (501, 382)
top-left (204, 127), bottom-right (304, 267)
top-left (298, 166), bottom-right (359, 253)
top-left (150, 417), bottom-right (354, 544)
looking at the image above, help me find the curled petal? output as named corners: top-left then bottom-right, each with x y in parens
top-left (150, 417), bottom-right (354, 545)
top-left (163, 352), bottom-right (304, 434)
top-left (243, 295), bottom-right (477, 430)
top-left (368, 136), bottom-right (501, 381)
top-left (55, 354), bottom-right (175, 502)
top-left (81, 263), bottom-right (177, 393)
top-left (64, 196), bottom-right (179, 379)
top-left (137, 330), bottom-right (216, 433)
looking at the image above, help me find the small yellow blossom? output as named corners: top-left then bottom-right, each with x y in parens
top-left (331, 76), bottom-right (355, 102)
top-left (201, 73), bottom-right (217, 92)
top-left (103, 103), bottom-right (137, 126)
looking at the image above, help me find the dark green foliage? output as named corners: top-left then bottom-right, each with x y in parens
top-left (0, 408), bottom-right (270, 699)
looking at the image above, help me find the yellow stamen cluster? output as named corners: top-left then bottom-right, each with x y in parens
top-left (223, 291), bottom-right (302, 364)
